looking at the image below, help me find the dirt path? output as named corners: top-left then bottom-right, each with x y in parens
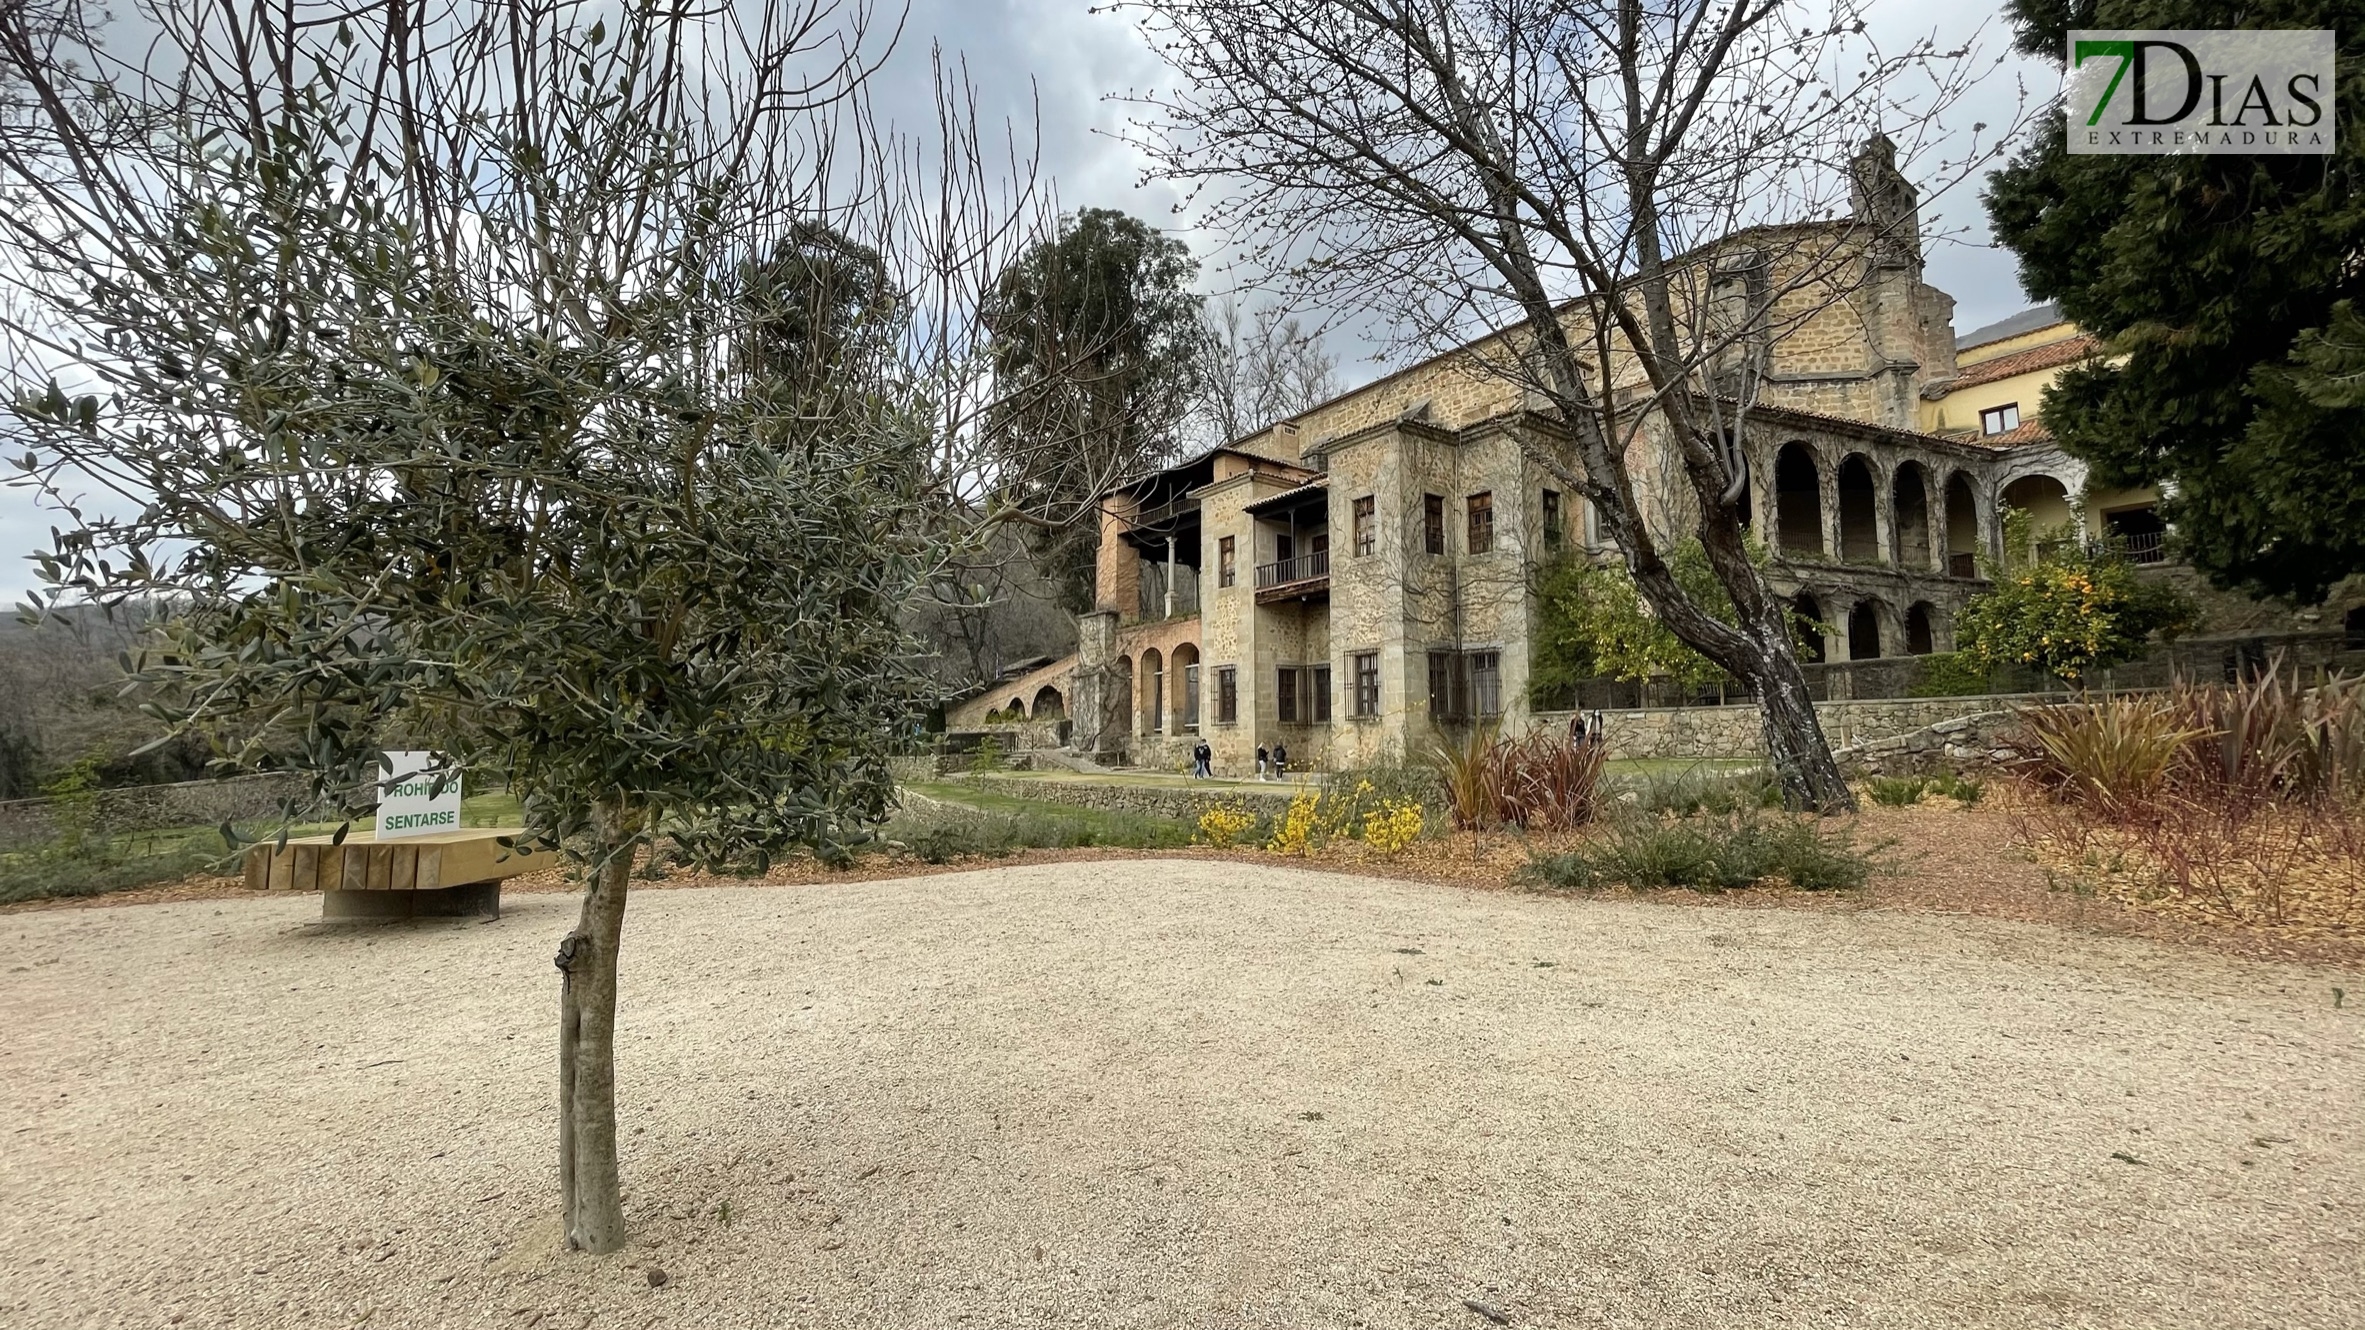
top-left (2, 862), bottom-right (2358, 1328)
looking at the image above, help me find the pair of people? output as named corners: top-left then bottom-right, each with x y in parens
top-left (1568, 710), bottom-right (1606, 747)
top-left (1255, 742), bottom-right (1289, 780)
top-left (1190, 738), bottom-right (1213, 779)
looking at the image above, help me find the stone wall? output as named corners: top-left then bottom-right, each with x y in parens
top-left (1832, 711), bottom-right (2032, 776)
top-left (1535, 693), bottom-right (2076, 761)
top-left (0, 772), bottom-right (313, 850)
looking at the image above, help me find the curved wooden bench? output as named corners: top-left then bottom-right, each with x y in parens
top-left (243, 827), bottom-right (548, 920)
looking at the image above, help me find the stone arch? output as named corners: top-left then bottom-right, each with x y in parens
top-left (1792, 591), bottom-right (1827, 664)
top-left (1775, 442), bottom-right (1824, 556)
top-left (1836, 453), bottom-right (1880, 563)
top-left (1847, 599), bottom-right (1884, 660)
top-left (2002, 473), bottom-right (2077, 546)
top-left (1006, 696), bottom-right (1025, 717)
top-left (1892, 462), bottom-right (1934, 570)
top-left (1138, 648), bottom-right (1165, 736)
top-left (1032, 684), bottom-right (1065, 720)
top-left (1943, 471), bottom-right (1981, 574)
top-left (1905, 602), bottom-right (1937, 655)
top-left (1169, 642), bottom-right (1201, 733)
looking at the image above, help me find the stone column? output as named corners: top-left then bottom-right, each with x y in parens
top-left (1870, 460), bottom-right (1895, 569)
top-left (1925, 480), bottom-right (1946, 573)
top-left (1817, 449), bottom-right (1842, 562)
top-left (1070, 610), bottom-right (1121, 756)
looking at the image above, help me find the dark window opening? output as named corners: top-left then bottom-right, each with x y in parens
top-left (1352, 652), bottom-right (1380, 716)
top-left (1423, 494), bottom-right (1445, 554)
top-left (1215, 667), bottom-right (1238, 724)
top-left (1353, 496), bottom-right (1376, 556)
top-left (1466, 491), bottom-right (1494, 555)
top-left (1217, 536), bottom-right (1236, 587)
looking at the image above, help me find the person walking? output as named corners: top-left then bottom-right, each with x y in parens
top-left (1271, 741), bottom-right (1288, 781)
top-left (1255, 743), bottom-right (1271, 780)
top-left (1193, 738), bottom-right (1213, 779)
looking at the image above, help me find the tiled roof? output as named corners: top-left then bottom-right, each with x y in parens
top-left (1955, 303), bottom-right (2064, 352)
top-left (1941, 334), bottom-right (2100, 393)
top-left (1980, 418), bottom-right (2055, 447)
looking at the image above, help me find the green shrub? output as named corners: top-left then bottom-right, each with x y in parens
top-left (1957, 514), bottom-right (2195, 683)
top-left (1868, 776), bottom-right (1929, 807)
top-left (1928, 772), bottom-right (1985, 805)
top-left (1323, 755), bottom-right (1441, 814)
top-left (1623, 768), bottom-right (1782, 817)
top-left (1520, 808), bottom-right (1871, 893)
top-left (881, 802), bottom-right (1189, 864)
top-left (965, 735), bottom-right (1005, 775)
top-left (1908, 652), bottom-right (1998, 698)
top-left (2017, 695), bottom-right (2200, 816)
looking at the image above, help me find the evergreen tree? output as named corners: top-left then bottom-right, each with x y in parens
top-left (1985, 0), bottom-right (2365, 600)
top-left (984, 208), bottom-right (1206, 613)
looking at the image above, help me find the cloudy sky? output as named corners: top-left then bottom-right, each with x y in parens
top-left (0, 0), bottom-right (2057, 603)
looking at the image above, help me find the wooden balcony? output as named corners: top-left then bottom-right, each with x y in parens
top-left (1254, 549), bottom-right (1330, 602)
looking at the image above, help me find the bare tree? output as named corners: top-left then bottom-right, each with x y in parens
top-left (1122, 0), bottom-right (2020, 809)
top-left (0, 0), bottom-right (1093, 1253)
top-left (1196, 296), bottom-right (1342, 447)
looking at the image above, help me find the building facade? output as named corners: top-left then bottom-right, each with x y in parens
top-left (952, 147), bottom-right (2179, 773)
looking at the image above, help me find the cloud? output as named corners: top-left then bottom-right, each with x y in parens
top-left (0, 0), bottom-right (2063, 603)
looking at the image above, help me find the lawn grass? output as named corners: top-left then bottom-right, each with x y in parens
top-left (0, 791), bottom-right (530, 906)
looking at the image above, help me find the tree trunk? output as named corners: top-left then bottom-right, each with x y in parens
top-left (1741, 630), bottom-right (1856, 813)
top-left (555, 798), bottom-right (640, 1253)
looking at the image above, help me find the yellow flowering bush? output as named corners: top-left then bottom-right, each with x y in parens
top-left (1196, 800), bottom-right (1258, 849)
top-left (1361, 799), bottom-right (1424, 855)
top-left (1267, 788), bottom-right (1322, 855)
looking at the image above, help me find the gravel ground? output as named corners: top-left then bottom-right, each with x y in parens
top-left (2, 862), bottom-right (2359, 1330)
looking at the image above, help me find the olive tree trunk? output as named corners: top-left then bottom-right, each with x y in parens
top-left (554, 798), bottom-right (641, 1253)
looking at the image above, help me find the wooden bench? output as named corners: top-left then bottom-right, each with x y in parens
top-left (243, 827), bottom-right (549, 920)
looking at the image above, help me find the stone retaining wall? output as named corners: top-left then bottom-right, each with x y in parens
top-left (1833, 711), bottom-right (2034, 776)
top-left (1535, 693), bottom-right (2074, 761)
top-left (0, 772), bottom-right (313, 850)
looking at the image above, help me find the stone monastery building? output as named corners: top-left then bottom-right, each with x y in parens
top-left (954, 146), bottom-right (2154, 773)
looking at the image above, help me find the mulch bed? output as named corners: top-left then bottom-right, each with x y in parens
top-left (11, 800), bottom-right (2360, 969)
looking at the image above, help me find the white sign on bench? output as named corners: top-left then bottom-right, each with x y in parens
top-left (377, 751), bottom-right (462, 839)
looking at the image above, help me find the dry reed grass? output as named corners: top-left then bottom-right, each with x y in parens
top-left (2010, 666), bottom-right (2365, 934)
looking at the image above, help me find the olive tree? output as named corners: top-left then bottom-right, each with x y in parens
top-left (1121, 0), bottom-right (2019, 809)
top-left (0, 0), bottom-right (1067, 1252)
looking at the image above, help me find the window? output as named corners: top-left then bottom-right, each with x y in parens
top-left (1426, 650), bottom-right (1460, 718)
top-left (1276, 667), bottom-right (1300, 723)
top-left (1353, 496), bottom-right (1376, 556)
top-left (1423, 494), bottom-right (1445, 554)
top-left (1217, 536), bottom-right (1236, 587)
top-left (1215, 667), bottom-right (1238, 724)
top-left (1426, 650), bottom-right (1503, 720)
top-left (1980, 402), bottom-right (2021, 436)
top-left (1469, 651), bottom-right (1502, 716)
top-left (1466, 491), bottom-right (1494, 554)
top-left (1183, 663), bottom-right (1201, 728)
top-left (1352, 652), bottom-right (1380, 717)
top-left (1541, 489), bottom-right (1563, 549)
top-left (1311, 664), bottom-right (1332, 723)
